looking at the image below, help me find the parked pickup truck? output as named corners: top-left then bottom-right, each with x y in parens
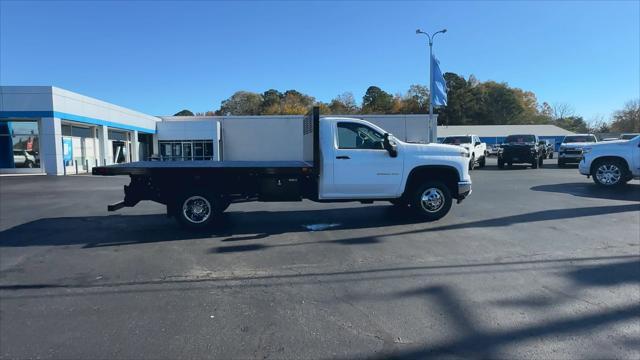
top-left (579, 135), bottom-right (640, 186)
top-left (558, 134), bottom-right (598, 167)
top-left (93, 108), bottom-right (472, 229)
top-left (441, 135), bottom-right (487, 169)
top-left (498, 134), bottom-right (545, 169)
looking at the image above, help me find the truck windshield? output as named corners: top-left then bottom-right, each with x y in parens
top-left (620, 134), bottom-right (639, 140)
top-left (563, 135), bottom-right (596, 143)
top-left (504, 135), bottom-right (535, 144)
top-left (443, 136), bottom-right (472, 145)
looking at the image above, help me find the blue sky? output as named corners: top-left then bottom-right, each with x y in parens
top-left (1, 1), bottom-right (638, 120)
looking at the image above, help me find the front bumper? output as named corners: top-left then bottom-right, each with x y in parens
top-left (579, 159), bottom-right (590, 176)
top-left (499, 153), bottom-right (536, 163)
top-left (457, 181), bottom-right (472, 203)
top-left (559, 153), bottom-right (583, 163)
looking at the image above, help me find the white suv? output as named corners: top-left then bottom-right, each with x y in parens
top-left (579, 135), bottom-right (640, 186)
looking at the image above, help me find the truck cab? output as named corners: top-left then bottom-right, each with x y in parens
top-left (318, 117), bottom-right (472, 201)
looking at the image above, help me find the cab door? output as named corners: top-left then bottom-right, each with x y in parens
top-left (327, 121), bottom-right (403, 198)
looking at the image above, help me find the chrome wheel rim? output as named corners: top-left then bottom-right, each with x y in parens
top-left (182, 196), bottom-right (211, 224)
top-left (420, 188), bottom-right (445, 213)
top-left (596, 164), bottom-right (621, 185)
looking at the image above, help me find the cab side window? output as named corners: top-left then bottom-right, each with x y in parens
top-left (337, 123), bottom-right (384, 150)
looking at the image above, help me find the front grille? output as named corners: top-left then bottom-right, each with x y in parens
top-left (503, 147), bottom-right (531, 157)
top-left (561, 149), bottom-right (582, 155)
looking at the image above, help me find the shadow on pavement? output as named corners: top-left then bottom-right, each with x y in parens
top-left (364, 258), bottom-right (640, 359)
top-left (0, 205), bottom-right (420, 249)
top-left (531, 182), bottom-right (640, 201)
top-left (409, 204), bottom-right (639, 233)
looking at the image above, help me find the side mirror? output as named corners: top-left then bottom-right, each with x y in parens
top-left (475, 141), bottom-right (481, 146)
top-left (383, 133), bottom-right (398, 158)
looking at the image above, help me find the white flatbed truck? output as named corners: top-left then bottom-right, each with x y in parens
top-left (93, 108), bottom-right (472, 229)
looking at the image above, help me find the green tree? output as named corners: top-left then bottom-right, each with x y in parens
top-left (362, 86), bottom-right (394, 114)
top-left (174, 109), bottom-right (194, 116)
top-left (400, 84), bottom-right (430, 114)
top-left (555, 116), bottom-right (588, 133)
top-left (281, 90), bottom-right (315, 114)
top-left (261, 89), bottom-right (283, 114)
top-left (610, 100), bottom-right (640, 133)
top-left (217, 91), bottom-right (263, 115)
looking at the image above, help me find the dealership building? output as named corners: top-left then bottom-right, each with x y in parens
top-left (1, 86), bottom-right (574, 176)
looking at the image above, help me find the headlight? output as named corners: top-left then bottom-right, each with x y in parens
top-left (582, 147), bottom-right (592, 155)
top-left (460, 150), bottom-right (470, 158)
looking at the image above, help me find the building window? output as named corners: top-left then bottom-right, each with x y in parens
top-left (108, 130), bottom-right (128, 141)
top-left (159, 140), bottom-right (214, 161)
top-left (0, 120), bottom-right (40, 169)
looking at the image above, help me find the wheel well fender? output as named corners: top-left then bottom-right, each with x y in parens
top-left (590, 156), bottom-right (630, 175)
top-left (403, 166), bottom-right (460, 199)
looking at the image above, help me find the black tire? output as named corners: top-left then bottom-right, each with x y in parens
top-left (538, 155), bottom-right (544, 167)
top-left (531, 158), bottom-right (538, 169)
top-left (498, 159), bottom-right (504, 169)
top-left (558, 160), bottom-right (564, 168)
top-left (479, 156), bottom-right (486, 168)
top-left (410, 181), bottom-right (453, 221)
top-left (469, 154), bottom-right (475, 171)
top-left (175, 191), bottom-right (220, 229)
top-left (591, 159), bottom-right (628, 187)
top-left (549, 152), bottom-right (554, 159)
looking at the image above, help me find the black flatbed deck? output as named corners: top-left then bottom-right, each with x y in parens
top-left (92, 160), bottom-right (315, 176)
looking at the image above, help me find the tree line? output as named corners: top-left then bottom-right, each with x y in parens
top-left (173, 72), bottom-right (639, 133)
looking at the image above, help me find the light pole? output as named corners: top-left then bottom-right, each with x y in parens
top-left (416, 28), bottom-right (447, 136)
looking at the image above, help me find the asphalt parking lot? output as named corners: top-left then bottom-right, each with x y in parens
top-left (1, 157), bottom-right (639, 359)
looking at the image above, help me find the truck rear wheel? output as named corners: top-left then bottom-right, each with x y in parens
top-left (479, 155), bottom-right (486, 168)
top-left (410, 181), bottom-right (452, 221)
top-left (176, 192), bottom-right (220, 229)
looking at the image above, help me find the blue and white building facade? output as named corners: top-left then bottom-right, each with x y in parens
top-left (0, 86), bottom-right (158, 175)
top-left (1, 86), bottom-right (576, 176)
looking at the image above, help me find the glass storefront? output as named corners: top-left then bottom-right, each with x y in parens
top-left (0, 120), bottom-right (40, 169)
top-left (159, 140), bottom-right (213, 161)
top-left (62, 124), bottom-right (98, 171)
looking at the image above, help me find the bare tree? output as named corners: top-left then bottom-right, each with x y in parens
top-left (552, 102), bottom-right (575, 120)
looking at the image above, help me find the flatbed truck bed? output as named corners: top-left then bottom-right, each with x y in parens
top-left (92, 160), bottom-right (315, 176)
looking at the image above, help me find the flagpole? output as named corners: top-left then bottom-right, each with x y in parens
top-left (416, 28), bottom-right (447, 142)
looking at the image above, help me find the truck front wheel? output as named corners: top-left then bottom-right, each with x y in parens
top-left (411, 181), bottom-right (453, 221)
top-left (176, 192), bottom-right (219, 229)
top-left (592, 159), bottom-right (628, 187)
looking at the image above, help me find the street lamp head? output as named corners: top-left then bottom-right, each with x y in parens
top-left (442, 29), bottom-right (447, 33)
top-left (416, 29), bottom-right (423, 34)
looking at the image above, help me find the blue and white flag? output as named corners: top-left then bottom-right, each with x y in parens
top-left (431, 54), bottom-right (448, 107)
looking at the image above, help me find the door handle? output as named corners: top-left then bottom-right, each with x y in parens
top-left (336, 155), bottom-right (350, 160)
